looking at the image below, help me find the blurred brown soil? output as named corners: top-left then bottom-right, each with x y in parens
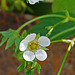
top-left (0, 11), bottom-right (75, 75)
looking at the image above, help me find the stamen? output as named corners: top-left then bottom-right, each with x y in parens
top-left (28, 41), bottom-right (39, 52)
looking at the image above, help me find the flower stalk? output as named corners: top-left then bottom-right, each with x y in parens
top-left (57, 38), bottom-right (75, 75)
top-left (57, 44), bottom-right (71, 75)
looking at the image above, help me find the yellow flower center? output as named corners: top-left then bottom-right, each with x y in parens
top-left (28, 41), bottom-right (39, 52)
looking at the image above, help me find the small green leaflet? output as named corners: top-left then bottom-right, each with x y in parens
top-left (21, 30), bottom-right (27, 40)
top-left (15, 37), bottom-right (20, 49)
top-left (36, 63), bottom-right (41, 74)
top-left (17, 62), bottom-right (25, 72)
top-left (5, 36), bottom-right (16, 50)
top-left (25, 68), bottom-right (35, 75)
top-left (0, 37), bottom-right (7, 46)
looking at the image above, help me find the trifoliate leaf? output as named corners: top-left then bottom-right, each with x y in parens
top-left (2, 30), bottom-right (13, 38)
top-left (2, 29), bottom-right (19, 38)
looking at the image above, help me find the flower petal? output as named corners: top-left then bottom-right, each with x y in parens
top-left (19, 39), bottom-right (28, 51)
top-left (23, 51), bottom-right (35, 61)
top-left (35, 49), bottom-right (47, 61)
top-left (28, 0), bottom-right (39, 4)
top-left (38, 36), bottom-right (50, 47)
top-left (25, 33), bottom-right (36, 42)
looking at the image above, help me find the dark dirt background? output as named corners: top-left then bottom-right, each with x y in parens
top-left (0, 12), bottom-right (75, 75)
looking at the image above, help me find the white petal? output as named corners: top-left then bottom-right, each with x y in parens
top-left (35, 49), bottom-right (47, 61)
top-left (23, 51), bottom-right (35, 61)
top-left (39, 0), bottom-right (44, 1)
top-left (28, 0), bottom-right (39, 4)
top-left (25, 33), bottom-right (36, 42)
top-left (19, 39), bottom-right (28, 51)
top-left (38, 36), bottom-right (50, 47)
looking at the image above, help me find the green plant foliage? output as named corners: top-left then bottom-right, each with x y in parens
top-left (10, 47), bottom-right (15, 52)
top-left (36, 63), bottom-right (41, 74)
top-left (8, 0), bottom-right (14, 4)
top-left (17, 52), bottom-right (24, 62)
top-left (52, 0), bottom-right (75, 14)
top-left (7, 0), bottom-right (27, 13)
top-left (15, 37), bottom-right (20, 49)
top-left (27, 2), bottom-right (52, 16)
top-left (21, 30), bottom-right (27, 39)
top-left (0, 37), bottom-right (7, 46)
top-left (25, 69), bottom-right (34, 75)
top-left (0, 29), bottom-right (20, 50)
top-left (40, 46), bottom-right (48, 51)
top-left (1, 0), bottom-right (9, 11)
top-left (17, 62), bottom-right (25, 72)
top-left (28, 13), bottom-right (75, 41)
top-left (5, 36), bottom-right (16, 50)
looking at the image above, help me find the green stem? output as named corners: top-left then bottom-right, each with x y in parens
top-left (57, 44), bottom-right (72, 75)
top-left (51, 40), bottom-right (63, 43)
top-left (69, 17), bottom-right (75, 21)
top-left (1, 0), bottom-right (9, 11)
top-left (46, 19), bottom-right (67, 37)
top-left (17, 14), bottom-right (66, 32)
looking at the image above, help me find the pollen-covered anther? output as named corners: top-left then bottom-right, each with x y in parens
top-left (28, 41), bottom-right (39, 52)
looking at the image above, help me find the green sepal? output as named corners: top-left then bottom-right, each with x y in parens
top-left (17, 52), bottom-right (24, 62)
top-left (21, 30), bottom-right (27, 40)
top-left (25, 68), bottom-right (35, 75)
top-left (40, 46), bottom-right (48, 51)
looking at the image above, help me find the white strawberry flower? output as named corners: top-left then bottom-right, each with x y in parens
top-left (19, 33), bottom-right (50, 61)
top-left (28, 0), bottom-right (43, 5)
